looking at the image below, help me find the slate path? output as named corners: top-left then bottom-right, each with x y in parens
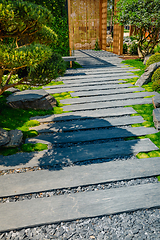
top-left (0, 50), bottom-right (160, 236)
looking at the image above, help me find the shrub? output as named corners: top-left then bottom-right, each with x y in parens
top-left (151, 67), bottom-right (160, 82)
top-left (152, 80), bottom-right (160, 92)
top-left (146, 53), bottom-right (160, 68)
top-left (154, 44), bottom-right (160, 54)
top-left (94, 39), bottom-right (101, 51)
top-left (129, 42), bottom-right (138, 55)
top-left (123, 43), bottom-right (128, 54)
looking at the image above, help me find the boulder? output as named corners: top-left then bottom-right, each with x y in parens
top-left (5, 87), bottom-right (21, 93)
top-left (135, 62), bottom-right (160, 87)
top-left (143, 54), bottom-right (153, 65)
top-left (4, 129), bottom-right (23, 148)
top-left (152, 93), bottom-right (160, 108)
top-left (153, 108), bottom-right (160, 131)
top-left (0, 128), bottom-right (10, 147)
top-left (6, 89), bottom-right (57, 110)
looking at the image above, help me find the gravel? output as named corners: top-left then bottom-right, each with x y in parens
top-left (0, 177), bottom-right (159, 203)
top-left (0, 208), bottom-right (160, 239)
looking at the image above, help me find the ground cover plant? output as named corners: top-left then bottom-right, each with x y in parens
top-left (0, 90), bottom-right (75, 156)
top-left (0, 0), bottom-right (66, 95)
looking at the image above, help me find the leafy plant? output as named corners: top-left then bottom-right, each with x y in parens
top-left (94, 39), bottom-right (101, 51)
top-left (129, 42), bottom-right (138, 55)
top-left (123, 43), bottom-right (128, 54)
top-left (146, 53), bottom-right (160, 68)
top-left (0, 0), bottom-right (66, 95)
top-left (115, 0), bottom-right (160, 57)
top-left (152, 80), bottom-right (160, 92)
top-left (151, 68), bottom-right (160, 82)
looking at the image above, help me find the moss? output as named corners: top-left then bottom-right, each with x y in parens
top-left (21, 143), bottom-right (48, 152)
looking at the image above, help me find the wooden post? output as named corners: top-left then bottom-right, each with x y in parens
top-left (67, 0), bottom-right (72, 67)
top-left (99, 0), bottom-right (107, 51)
top-left (113, 0), bottom-right (124, 55)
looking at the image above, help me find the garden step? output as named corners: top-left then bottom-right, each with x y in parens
top-left (0, 139), bottom-right (158, 171)
top-left (0, 183), bottom-right (160, 232)
top-left (26, 127), bottom-right (158, 145)
top-left (61, 92), bottom-right (155, 105)
top-left (1, 157), bottom-right (160, 198)
top-left (31, 107), bottom-right (137, 122)
top-left (60, 75), bottom-right (139, 84)
top-left (45, 83), bottom-right (133, 94)
top-left (62, 98), bottom-right (152, 111)
top-left (70, 87), bottom-right (144, 97)
top-left (30, 116), bottom-right (144, 133)
top-left (44, 79), bottom-right (126, 89)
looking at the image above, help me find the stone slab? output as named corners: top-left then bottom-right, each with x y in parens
top-left (60, 75), bottom-right (139, 84)
top-left (30, 116), bottom-right (144, 133)
top-left (62, 56), bottom-right (76, 62)
top-left (153, 108), bottom-right (160, 130)
top-left (61, 92), bottom-right (155, 105)
top-left (62, 98), bottom-right (152, 111)
top-left (0, 183), bottom-right (160, 232)
top-left (44, 80), bottom-right (125, 89)
top-left (70, 87), bottom-right (144, 97)
top-left (0, 139), bottom-right (158, 170)
top-left (26, 127), bottom-right (157, 145)
top-left (31, 107), bottom-right (137, 122)
top-left (1, 158), bottom-right (160, 198)
top-left (45, 83), bottom-right (133, 94)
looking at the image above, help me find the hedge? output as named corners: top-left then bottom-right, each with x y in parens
top-left (29, 0), bottom-right (69, 56)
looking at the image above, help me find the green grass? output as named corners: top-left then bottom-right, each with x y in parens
top-left (0, 143), bottom-right (48, 156)
top-left (122, 59), bottom-right (145, 76)
top-left (0, 89), bottom-right (75, 156)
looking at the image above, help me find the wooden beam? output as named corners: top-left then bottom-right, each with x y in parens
top-left (67, 0), bottom-right (72, 67)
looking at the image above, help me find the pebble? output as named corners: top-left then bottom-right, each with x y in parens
top-left (1, 208), bottom-right (159, 239)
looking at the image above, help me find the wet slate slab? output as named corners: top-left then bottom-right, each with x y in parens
top-left (0, 183), bottom-right (160, 232)
top-left (61, 92), bottom-right (155, 105)
top-left (70, 87), bottom-right (144, 97)
top-left (26, 127), bottom-right (157, 145)
top-left (0, 139), bottom-right (158, 170)
top-left (1, 158), bottom-right (160, 198)
top-left (62, 98), bottom-right (152, 111)
top-left (31, 107), bottom-right (137, 122)
top-left (30, 116), bottom-right (144, 133)
top-left (45, 83), bottom-right (133, 94)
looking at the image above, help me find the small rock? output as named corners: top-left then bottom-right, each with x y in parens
top-left (5, 129), bottom-right (23, 148)
top-left (135, 62), bottom-right (160, 86)
top-left (0, 128), bottom-right (10, 146)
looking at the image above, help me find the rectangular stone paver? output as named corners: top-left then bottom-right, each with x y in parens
top-left (60, 72), bottom-right (136, 80)
top-left (60, 75), bottom-right (139, 84)
top-left (0, 139), bottom-right (158, 170)
top-left (45, 83), bottom-right (133, 94)
top-left (44, 80), bottom-right (125, 89)
top-left (62, 98), bottom-right (152, 111)
top-left (26, 127), bottom-right (158, 145)
top-left (1, 157), bottom-right (160, 198)
top-left (0, 183), bottom-right (160, 232)
top-left (30, 116), bottom-right (144, 133)
top-left (61, 92), bottom-right (155, 105)
top-left (71, 87), bottom-right (144, 97)
top-left (31, 107), bottom-right (137, 122)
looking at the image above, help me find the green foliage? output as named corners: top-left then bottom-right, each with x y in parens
top-left (115, 0), bottom-right (160, 57)
top-left (154, 43), bottom-right (160, 54)
top-left (129, 42), bottom-right (138, 55)
top-left (0, 0), bottom-right (66, 95)
top-left (94, 39), bottom-right (101, 51)
top-left (152, 68), bottom-right (160, 82)
top-left (152, 80), bottom-right (160, 92)
top-left (29, 0), bottom-right (69, 56)
top-left (146, 53), bottom-right (160, 68)
top-left (122, 59), bottom-right (145, 76)
top-left (21, 143), bottom-right (48, 152)
top-left (123, 43), bottom-right (128, 54)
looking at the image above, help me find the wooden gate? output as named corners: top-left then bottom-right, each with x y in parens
top-left (68, 0), bottom-right (107, 51)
